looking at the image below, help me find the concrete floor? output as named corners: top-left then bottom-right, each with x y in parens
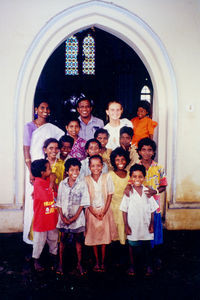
top-left (0, 230), bottom-right (200, 300)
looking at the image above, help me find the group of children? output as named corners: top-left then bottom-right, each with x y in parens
top-left (30, 99), bottom-right (167, 277)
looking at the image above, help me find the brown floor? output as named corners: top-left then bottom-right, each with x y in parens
top-left (0, 230), bottom-right (200, 300)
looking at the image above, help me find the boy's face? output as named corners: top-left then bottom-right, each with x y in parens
top-left (77, 100), bottom-right (92, 119)
top-left (137, 107), bottom-right (148, 119)
top-left (89, 158), bottom-right (103, 176)
top-left (120, 133), bottom-right (132, 149)
top-left (131, 170), bottom-right (145, 187)
top-left (41, 162), bottom-right (51, 179)
top-left (87, 142), bottom-right (100, 156)
top-left (66, 121), bottom-right (80, 138)
top-left (60, 142), bottom-right (72, 159)
top-left (96, 133), bottom-right (108, 148)
top-left (115, 155), bottom-right (127, 170)
top-left (139, 145), bottom-right (154, 160)
top-left (67, 165), bottom-right (80, 182)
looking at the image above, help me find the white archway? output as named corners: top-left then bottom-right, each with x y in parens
top-left (15, 1), bottom-right (177, 210)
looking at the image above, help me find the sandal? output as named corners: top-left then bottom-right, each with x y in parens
top-left (100, 264), bottom-right (106, 272)
top-left (93, 264), bottom-right (100, 272)
top-left (56, 265), bottom-right (64, 276)
top-left (77, 264), bottom-right (87, 276)
top-left (127, 266), bottom-right (135, 276)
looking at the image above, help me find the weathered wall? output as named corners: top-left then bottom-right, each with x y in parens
top-left (0, 0), bottom-right (199, 231)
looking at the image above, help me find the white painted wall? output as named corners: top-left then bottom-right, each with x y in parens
top-left (0, 0), bottom-right (200, 231)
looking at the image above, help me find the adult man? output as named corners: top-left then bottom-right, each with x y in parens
top-left (77, 97), bottom-right (104, 140)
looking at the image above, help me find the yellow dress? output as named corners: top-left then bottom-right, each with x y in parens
top-left (51, 159), bottom-right (65, 185)
top-left (109, 171), bottom-right (130, 245)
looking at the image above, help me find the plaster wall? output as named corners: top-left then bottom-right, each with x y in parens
top-left (0, 0), bottom-right (199, 231)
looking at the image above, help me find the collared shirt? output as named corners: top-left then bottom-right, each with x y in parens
top-left (56, 177), bottom-right (90, 230)
top-left (78, 115), bottom-right (104, 141)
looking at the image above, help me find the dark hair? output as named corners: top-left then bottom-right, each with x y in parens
top-left (94, 128), bottom-right (110, 139)
top-left (64, 158), bottom-right (81, 172)
top-left (137, 100), bottom-right (151, 116)
top-left (137, 138), bottom-right (156, 160)
top-left (64, 114), bottom-right (81, 127)
top-left (85, 138), bottom-right (102, 151)
top-left (34, 99), bottom-right (50, 109)
top-left (110, 147), bottom-right (130, 170)
top-left (89, 155), bottom-right (103, 166)
top-left (130, 163), bottom-right (146, 177)
top-left (31, 159), bottom-right (48, 178)
top-left (43, 138), bottom-right (59, 150)
top-left (58, 135), bottom-right (74, 149)
top-left (120, 126), bottom-right (134, 138)
top-left (76, 97), bottom-right (93, 108)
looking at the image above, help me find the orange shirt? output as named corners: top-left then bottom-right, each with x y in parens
top-left (131, 116), bottom-right (158, 146)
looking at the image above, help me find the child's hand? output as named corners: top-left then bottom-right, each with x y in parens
top-left (144, 186), bottom-right (157, 198)
top-left (124, 184), bottom-right (133, 197)
top-left (30, 173), bottom-right (35, 185)
top-left (62, 217), bottom-right (70, 225)
top-left (149, 223), bottom-right (154, 233)
top-left (125, 224), bottom-right (132, 235)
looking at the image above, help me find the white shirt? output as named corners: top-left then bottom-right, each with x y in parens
top-left (120, 186), bottom-right (158, 241)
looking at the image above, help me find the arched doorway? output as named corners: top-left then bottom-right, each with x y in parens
top-left (15, 1), bottom-right (177, 216)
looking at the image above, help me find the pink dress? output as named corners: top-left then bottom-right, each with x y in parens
top-left (69, 136), bottom-right (86, 161)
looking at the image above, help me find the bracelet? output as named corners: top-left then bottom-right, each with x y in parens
top-left (25, 158), bottom-right (31, 163)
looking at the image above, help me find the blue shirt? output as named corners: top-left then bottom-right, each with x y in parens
top-left (78, 115), bottom-right (104, 141)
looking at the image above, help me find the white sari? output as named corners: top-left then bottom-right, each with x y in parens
top-left (23, 123), bottom-right (64, 244)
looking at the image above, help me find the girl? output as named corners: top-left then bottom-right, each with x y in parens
top-left (109, 147), bottom-right (130, 245)
top-left (79, 138), bottom-right (108, 178)
top-left (43, 138), bottom-right (64, 186)
top-left (94, 128), bottom-right (112, 170)
top-left (65, 116), bottom-right (86, 161)
top-left (85, 155), bottom-right (117, 272)
top-left (104, 101), bottom-right (133, 150)
top-left (131, 101), bottom-right (158, 147)
top-left (56, 158), bottom-right (90, 275)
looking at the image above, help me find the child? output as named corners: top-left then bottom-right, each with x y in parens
top-left (109, 147), bottom-right (130, 246)
top-left (136, 138), bottom-right (167, 269)
top-left (131, 100), bottom-right (158, 147)
top-left (58, 135), bottom-right (74, 162)
top-left (94, 128), bottom-right (112, 170)
top-left (104, 101), bottom-right (133, 150)
top-left (120, 164), bottom-right (158, 276)
top-left (85, 155), bottom-right (117, 272)
top-left (65, 115), bottom-right (87, 161)
top-left (43, 138), bottom-right (64, 185)
top-left (79, 138), bottom-right (108, 178)
top-left (31, 159), bottom-right (58, 272)
top-left (56, 158), bottom-right (90, 275)
top-left (119, 126), bottom-right (139, 171)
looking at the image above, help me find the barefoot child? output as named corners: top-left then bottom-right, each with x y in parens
top-left (85, 155), bottom-right (117, 272)
top-left (131, 101), bottom-right (157, 147)
top-left (31, 159), bottom-right (58, 272)
top-left (94, 128), bottom-right (112, 170)
top-left (120, 164), bottom-right (158, 276)
top-left (56, 158), bottom-right (90, 275)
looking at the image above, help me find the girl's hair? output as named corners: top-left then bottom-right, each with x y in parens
top-left (64, 114), bottom-right (80, 127)
top-left (43, 138), bottom-right (59, 150)
top-left (64, 158), bottom-right (81, 172)
top-left (137, 100), bottom-right (151, 116)
top-left (110, 147), bottom-right (130, 170)
top-left (94, 128), bottom-right (110, 139)
top-left (85, 138), bottom-right (102, 151)
top-left (130, 163), bottom-right (146, 178)
top-left (120, 126), bottom-right (134, 138)
top-left (137, 138), bottom-right (156, 160)
top-left (106, 100), bottom-right (123, 110)
top-left (58, 135), bottom-right (74, 149)
top-left (31, 159), bottom-right (48, 178)
top-left (89, 155), bottom-right (103, 166)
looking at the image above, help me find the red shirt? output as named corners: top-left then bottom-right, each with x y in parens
top-left (33, 177), bottom-right (58, 232)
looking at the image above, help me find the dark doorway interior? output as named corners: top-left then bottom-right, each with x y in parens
top-left (34, 27), bottom-right (153, 130)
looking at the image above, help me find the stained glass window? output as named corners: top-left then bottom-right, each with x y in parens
top-left (65, 36), bottom-right (79, 75)
top-left (82, 34), bottom-right (95, 75)
top-left (140, 85), bottom-right (151, 102)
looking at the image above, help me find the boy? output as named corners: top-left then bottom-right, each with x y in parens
top-left (120, 164), bottom-right (158, 276)
top-left (119, 126), bottom-right (139, 171)
top-left (31, 159), bottom-right (58, 272)
top-left (56, 158), bottom-right (90, 275)
top-left (58, 135), bottom-right (74, 162)
top-left (94, 128), bottom-right (112, 170)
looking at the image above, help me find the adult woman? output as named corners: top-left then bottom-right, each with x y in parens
top-left (23, 100), bottom-right (64, 244)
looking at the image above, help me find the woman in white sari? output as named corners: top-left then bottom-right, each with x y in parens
top-left (23, 100), bottom-right (64, 244)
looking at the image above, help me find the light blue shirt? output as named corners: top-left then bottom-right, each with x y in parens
top-left (78, 115), bottom-right (104, 141)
